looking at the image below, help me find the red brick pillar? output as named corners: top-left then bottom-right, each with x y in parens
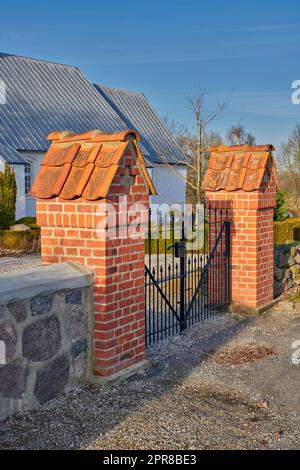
top-left (31, 130), bottom-right (156, 381)
top-left (203, 145), bottom-right (277, 314)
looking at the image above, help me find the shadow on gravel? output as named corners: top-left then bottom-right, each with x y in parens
top-left (0, 315), bottom-right (261, 450)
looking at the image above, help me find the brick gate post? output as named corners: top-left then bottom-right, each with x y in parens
top-left (30, 129), bottom-right (156, 382)
top-left (203, 145), bottom-right (278, 314)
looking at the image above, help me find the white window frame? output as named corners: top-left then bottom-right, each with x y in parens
top-left (24, 161), bottom-right (32, 194)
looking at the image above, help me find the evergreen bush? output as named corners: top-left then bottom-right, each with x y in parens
top-left (0, 163), bottom-right (17, 229)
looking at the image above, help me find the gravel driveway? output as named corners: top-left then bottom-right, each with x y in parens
top-left (0, 305), bottom-right (300, 450)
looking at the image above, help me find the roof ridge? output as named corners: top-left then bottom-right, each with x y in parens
top-left (0, 52), bottom-right (78, 70)
top-left (97, 84), bottom-right (144, 97)
top-left (210, 144), bottom-right (274, 152)
top-left (95, 85), bottom-right (186, 164)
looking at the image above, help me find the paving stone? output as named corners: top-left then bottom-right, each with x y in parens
top-left (290, 246), bottom-right (297, 257)
top-left (65, 290), bottom-right (82, 305)
top-left (274, 266), bottom-right (284, 281)
top-left (65, 306), bottom-right (87, 342)
top-left (71, 338), bottom-right (87, 359)
top-left (294, 274), bottom-right (300, 285)
top-left (0, 306), bottom-right (5, 320)
top-left (70, 354), bottom-right (86, 379)
top-left (0, 322), bottom-right (17, 360)
top-left (22, 316), bottom-right (61, 361)
top-left (30, 294), bottom-right (53, 316)
top-left (34, 355), bottom-right (69, 404)
top-left (277, 252), bottom-right (289, 269)
top-left (287, 255), bottom-right (296, 267)
top-left (8, 301), bottom-right (27, 323)
top-left (0, 364), bottom-right (27, 399)
top-left (291, 265), bottom-right (300, 274)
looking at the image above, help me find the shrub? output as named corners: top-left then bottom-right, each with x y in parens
top-left (274, 190), bottom-right (287, 222)
top-left (274, 218), bottom-right (300, 244)
top-left (15, 216), bottom-right (38, 229)
top-left (0, 163), bottom-right (17, 229)
top-left (0, 229), bottom-right (40, 252)
top-left (145, 224), bottom-right (209, 254)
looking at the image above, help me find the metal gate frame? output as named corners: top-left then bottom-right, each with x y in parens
top-left (145, 205), bottom-right (231, 346)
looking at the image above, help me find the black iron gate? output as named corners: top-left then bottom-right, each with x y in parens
top-left (145, 205), bottom-right (231, 346)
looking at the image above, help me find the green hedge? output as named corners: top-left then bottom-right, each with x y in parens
top-left (0, 163), bottom-right (17, 230)
top-left (0, 229), bottom-right (40, 251)
top-left (274, 218), bottom-right (300, 245)
top-left (15, 216), bottom-right (39, 229)
top-left (2, 219), bottom-right (298, 252)
top-left (145, 224), bottom-right (209, 254)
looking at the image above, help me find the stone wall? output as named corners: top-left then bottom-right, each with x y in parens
top-left (274, 244), bottom-right (300, 298)
top-left (0, 262), bottom-right (93, 421)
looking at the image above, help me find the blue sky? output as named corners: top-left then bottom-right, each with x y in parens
top-left (0, 0), bottom-right (300, 152)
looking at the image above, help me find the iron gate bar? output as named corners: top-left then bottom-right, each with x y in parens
top-left (179, 219), bottom-right (186, 332)
top-left (184, 220), bottom-right (229, 321)
top-left (144, 265), bottom-right (181, 323)
top-left (145, 204), bottom-right (231, 346)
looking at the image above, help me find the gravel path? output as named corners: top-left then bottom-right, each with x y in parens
top-left (0, 305), bottom-right (299, 450)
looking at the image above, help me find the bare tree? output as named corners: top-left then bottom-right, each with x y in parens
top-left (226, 124), bottom-right (256, 146)
top-left (161, 88), bottom-right (228, 203)
top-left (277, 125), bottom-right (300, 215)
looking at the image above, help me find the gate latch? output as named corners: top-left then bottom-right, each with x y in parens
top-left (167, 241), bottom-right (185, 258)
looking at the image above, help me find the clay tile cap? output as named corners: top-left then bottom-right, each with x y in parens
top-left (209, 144), bottom-right (274, 152)
top-left (30, 128), bottom-right (156, 200)
top-left (93, 130), bottom-right (141, 143)
top-left (48, 130), bottom-right (105, 142)
top-left (47, 129), bottom-right (141, 143)
top-left (203, 143), bottom-right (277, 192)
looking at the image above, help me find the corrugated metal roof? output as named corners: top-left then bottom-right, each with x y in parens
top-left (0, 53), bottom-right (184, 166)
top-left (95, 85), bottom-right (186, 164)
top-left (0, 144), bottom-right (25, 164)
top-left (0, 53), bottom-right (128, 153)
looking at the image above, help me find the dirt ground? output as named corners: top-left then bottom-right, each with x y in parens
top-left (0, 302), bottom-right (299, 450)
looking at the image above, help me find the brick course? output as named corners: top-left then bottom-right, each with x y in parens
top-left (36, 143), bottom-right (150, 377)
top-left (205, 153), bottom-right (277, 313)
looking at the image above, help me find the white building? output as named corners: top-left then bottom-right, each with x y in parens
top-left (0, 53), bottom-right (186, 220)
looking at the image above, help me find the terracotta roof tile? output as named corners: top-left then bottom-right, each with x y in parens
top-left (95, 142), bottom-right (129, 168)
top-left (72, 143), bottom-right (101, 167)
top-left (225, 168), bottom-right (247, 191)
top-left (230, 152), bottom-right (251, 170)
top-left (30, 129), bottom-right (156, 200)
top-left (209, 152), bottom-right (234, 170)
top-left (82, 166), bottom-right (118, 200)
top-left (31, 164), bottom-right (72, 199)
top-left (243, 168), bottom-right (266, 191)
top-left (247, 152), bottom-right (269, 170)
top-left (203, 145), bottom-right (277, 192)
top-left (60, 163), bottom-right (94, 200)
top-left (42, 142), bottom-right (81, 166)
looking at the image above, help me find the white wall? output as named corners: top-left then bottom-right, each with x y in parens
top-left (9, 154), bottom-right (187, 220)
top-left (19, 151), bottom-right (45, 217)
top-left (150, 164), bottom-right (187, 219)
